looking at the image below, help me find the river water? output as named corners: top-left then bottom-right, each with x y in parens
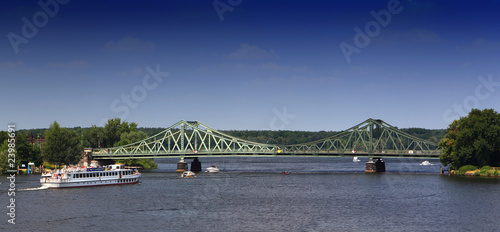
top-left (1, 157), bottom-right (499, 231)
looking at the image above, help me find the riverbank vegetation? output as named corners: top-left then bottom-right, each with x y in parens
top-left (0, 118), bottom-right (157, 173)
top-left (439, 108), bottom-right (500, 175)
top-left (450, 165), bottom-right (500, 177)
top-left (0, 117), bottom-right (454, 174)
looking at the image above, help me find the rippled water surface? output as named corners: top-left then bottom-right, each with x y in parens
top-left (1, 157), bottom-right (499, 231)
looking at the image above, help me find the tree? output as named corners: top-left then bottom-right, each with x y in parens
top-left (16, 133), bottom-right (43, 166)
top-left (114, 130), bottom-right (147, 147)
top-left (0, 131), bottom-right (8, 144)
top-left (0, 140), bottom-right (11, 173)
top-left (439, 109), bottom-right (500, 169)
top-left (114, 129), bottom-right (156, 169)
top-left (82, 125), bottom-right (104, 148)
top-left (45, 121), bottom-right (83, 165)
top-left (102, 118), bottom-right (138, 147)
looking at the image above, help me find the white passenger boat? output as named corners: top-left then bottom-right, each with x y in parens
top-left (41, 172), bottom-right (52, 177)
top-left (40, 164), bottom-right (141, 188)
top-left (206, 165), bottom-right (220, 173)
top-left (181, 171), bottom-right (196, 178)
top-left (353, 157), bottom-right (361, 162)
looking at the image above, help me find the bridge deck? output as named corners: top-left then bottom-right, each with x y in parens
top-left (92, 152), bottom-right (440, 160)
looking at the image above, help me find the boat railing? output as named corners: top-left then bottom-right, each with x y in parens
top-left (41, 178), bottom-right (70, 183)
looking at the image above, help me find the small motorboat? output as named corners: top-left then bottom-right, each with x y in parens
top-left (353, 157), bottom-right (361, 162)
top-left (181, 171), bottom-right (196, 178)
top-left (206, 165), bottom-right (220, 173)
top-left (420, 161), bottom-right (434, 166)
top-left (283, 171), bottom-right (290, 175)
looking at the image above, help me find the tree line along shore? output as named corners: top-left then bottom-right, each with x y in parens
top-left (1, 108), bottom-right (499, 175)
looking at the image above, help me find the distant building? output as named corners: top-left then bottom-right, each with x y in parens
top-left (26, 131), bottom-right (46, 151)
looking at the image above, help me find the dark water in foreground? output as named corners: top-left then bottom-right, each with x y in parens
top-left (1, 157), bottom-right (499, 231)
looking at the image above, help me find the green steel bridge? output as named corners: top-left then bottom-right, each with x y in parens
top-left (91, 119), bottom-right (441, 160)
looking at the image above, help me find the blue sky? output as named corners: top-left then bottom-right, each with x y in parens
top-left (1, 0), bottom-right (499, 131)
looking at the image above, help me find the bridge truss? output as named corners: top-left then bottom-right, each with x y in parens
top-left (91, 119), bottom-right (441, 159)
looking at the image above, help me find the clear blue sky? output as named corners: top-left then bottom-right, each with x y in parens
top-left (1, 0), bottom-right (499, 131)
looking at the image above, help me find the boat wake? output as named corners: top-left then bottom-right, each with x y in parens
top-left (18, 186), bottom-right (49, 191)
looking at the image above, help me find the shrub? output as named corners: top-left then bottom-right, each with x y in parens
top-left (494, 170), bottom-right (499, 176)
top-left (480, 166), bottom-right (491, 175)
top-left (43, 162), bottom-right (56, 169)
top-left (474, 171), bottom-right (480, 176)
top-left (458, 165), bottom-right (478, 175)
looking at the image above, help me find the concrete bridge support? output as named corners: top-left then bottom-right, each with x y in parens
top-left (177, 158), bottom-right (188, 172)
top-left (190, 157), bottom-right (202, 172)
top-left (365, 158), bottom-right (385, 173)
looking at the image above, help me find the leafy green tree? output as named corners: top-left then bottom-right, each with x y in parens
top-left (102, 118), bottom-right (138, 147)
top-left (113, 128), bottom-right (156, 169)
top-left (16, 133), bottom-right (43, 166)
top-left (0, 131), bottom-right (8, 144)
top-left (439, 109), bottom-right (500, 169)
top-left (114, 130), bottom-right (147, 147)
top-left (82, 125), bottom-right (104, 148)
top-left (45, 121), bottom-right (83, 165)
top-left (0, 140), bottom-right (12, 173)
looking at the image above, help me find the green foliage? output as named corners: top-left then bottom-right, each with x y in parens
top-left (0, 131), bottom-right (8, 144)
top-left (82, 125), bottom-right (104, 148)
top-left (480, 166), bottom-right (491, 175)
top-left (116, 158), bottom-right (158, 169)
top-left (223, 130), bottom-right (340, 145)
top-left (0, 141), bottom-right (11, 173)
top-left (137, 127), bottom-right (167, 137)
top-left (458, 165), bottom-right (478, 175)
top-left (112, 123), bottom-right (153, 168)
top-left (400, 128), bottom-right (447, 144)
top-left (16, 121), bottom-right (447, 150)
top-left (114, 130), bottom-right (147, 147)
top-left (0, 133), bottom-right (44, 173)
top-left (43, 162), bottom-right (56, 169)
top-left (439, 109), bottom-right (500, 169)
top-left (16, 133), bottom-right (43, 166)
top-left (81, 118), bottom-right (142, 148)
top-left (45, 121), bottom-right (83, 165)
top-left (102, 119), bottom-right (138, 147)
top-left (494, 170), bottom-right (499, 176)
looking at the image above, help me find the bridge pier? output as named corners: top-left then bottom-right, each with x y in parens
top-left (365, 158), bottom-right (385, 173)
top-left (190, 157), bottom-right (202, 172)
top-left (177, 158), bottom-right (188, 172)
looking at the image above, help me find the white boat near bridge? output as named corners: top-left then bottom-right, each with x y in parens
top-left (40, 164), bottom-right (141, 188)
